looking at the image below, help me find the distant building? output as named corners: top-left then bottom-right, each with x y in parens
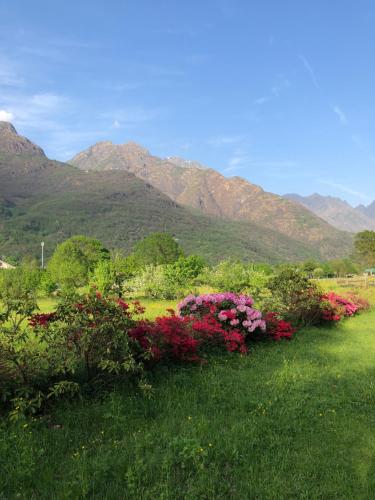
top-left (364, 268), bottom-right (375, 276)
top-left (0, 259), bottom-right (15, 269)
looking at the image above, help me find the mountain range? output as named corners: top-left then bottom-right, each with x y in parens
top-left (0, 122), bottom-right (354, 263)
top-left (70, 141), bottom-right (352, 257)
top-left (284, 193), bottom-right (375, 233)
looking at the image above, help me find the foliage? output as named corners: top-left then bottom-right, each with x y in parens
top-left (133, 232), bottom-right (183, 266)
top-left (354, 230), bottom-right (375, 266)
top-left (38, 270), bottom-right (58, 296)
top-left (31, 290), bottom-right (146, 381)
top-left (265, 268), bottom-right (323, 326)
top-left (48, 236), bottom-right (109, 290)
top-left (164, 255), bottom-right (205, 286)
top-left (129, 265), bottom-right (191, 300)
top-left (200, 260), bottom-right (271, 305)
top-left (0, 291), bottom-right (147, 418)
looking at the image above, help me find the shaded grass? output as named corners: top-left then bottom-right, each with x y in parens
top-left (1, 307), bottom-right (374, 499)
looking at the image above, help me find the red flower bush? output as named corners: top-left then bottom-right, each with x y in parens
top-left (129, 310), bottom-right (248, 362)
top-left (344, 292), bottom-right (370, 312)
top-left (263, 312), bottom-right (296, 341)
top-left (320, 292), bottom-right (359, 324)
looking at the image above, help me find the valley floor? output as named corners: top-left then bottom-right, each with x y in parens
top-left (1, 307), bottom-right (374, 499)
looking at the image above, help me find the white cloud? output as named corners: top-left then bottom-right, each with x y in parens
top-left (332, 105), bottom-right (348, 125)
top-left (112, 120), bottom-right (121, 129)
top-left (0, 91), bottom-right (69, 128)
top-left (0, 110), bottom-right (14, 121)
top-left (298, 54), bottom-right (319, 89)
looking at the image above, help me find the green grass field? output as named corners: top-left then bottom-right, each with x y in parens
top-left (1, 301), bottom-right (374, 498)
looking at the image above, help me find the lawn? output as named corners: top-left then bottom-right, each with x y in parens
top-left (1, 304), bottom-right (374, 498)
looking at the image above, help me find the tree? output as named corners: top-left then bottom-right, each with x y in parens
top-left (133, 232), bottom-right (183, 266)
top-left (48, 236), bottom-right (109, 290)
top-left (165, 255), bottom-right (205, 286)
top-left (354, 230), bottom-right (375, 266)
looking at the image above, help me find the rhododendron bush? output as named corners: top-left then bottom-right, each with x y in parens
top-left (320, 292), bottom-right (362, 323)
top-left (178, 293), bottom-right (266, 336)
top-left (129, 311), bottom-right (248, 361)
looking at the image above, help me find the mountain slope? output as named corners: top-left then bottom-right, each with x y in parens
top-left (70, 141), bottom-right (352, 259)
top-left (284, 193), bottom-right (375, 233)
top-left (357, 201), bottom-right (375, 220)
top-left (0, 123), bottom-right (332, 263)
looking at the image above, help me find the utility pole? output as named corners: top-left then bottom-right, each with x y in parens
top-left (41, 241), bottom-right (45, 269)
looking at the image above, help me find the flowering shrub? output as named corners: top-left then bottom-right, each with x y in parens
top-left (263, 312), bottom-right (296, 341)
top-left (320, 292), bottom-right (359, 323)
top-left (344, 292), bottom-right (370, 312)
top-left (29, 290), bottom-right (148, 381)
top-left (129, 310), bottom-right (247, 362)
top-left (178, 293), bottom-right (266, 337)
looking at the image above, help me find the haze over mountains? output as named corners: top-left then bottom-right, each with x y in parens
top-left (284, 193), bottom-right (375, 233)
top-left (0, 122), bottom-right (356, 262)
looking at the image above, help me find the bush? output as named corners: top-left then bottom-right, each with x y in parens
top-left (265, 268), bottom-right (323, 326)
top-left (0, 290), bottom-right (148, 418)
top-left (178, 292), bottom-right (266, 339)
top-left (263, 312), bottom-right (296, 341)
top-left (129, 311), bottom-right (248, 360)
top-left (320, 292), bottom-right (360, 324)
top-left (129, 265), bottom-right (193, 300)
top-left (32, 290), bottom-right (147, 380)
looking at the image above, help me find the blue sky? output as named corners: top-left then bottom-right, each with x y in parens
top-left (0, 0), bottom-right (374, 206)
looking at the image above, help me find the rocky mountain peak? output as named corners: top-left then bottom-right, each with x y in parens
top-left (0, 122), bottom-right (46, 157)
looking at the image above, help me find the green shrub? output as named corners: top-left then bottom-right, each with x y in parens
top-left (0, 290), bottom-right (148, 419)
top-left (129, 265), bottom-right (190, 300)
top-left (265, 268), bottom-right (323, 326)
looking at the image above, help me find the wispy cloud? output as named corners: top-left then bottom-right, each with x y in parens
top-left (254, 96), bottom-right (271, 105)
top-left (102, 106), bottom-right (168, 128)
top-left (318, 179), bottom-right (372, 202)
top-left (249, 160), bottom-right (299, 169)
top-left (207, 134), bottom-right (244, 147)
top-left (0, 54), bottom-right (24, 87)
top-left (332, 105), bottom-right (348, 125)
top-left (0, 91), bottom-right (70, 129)
top-left (254, 76), bottom-right (290, 106)
top-left (223, 149), bottom-right (250, 173)
top-left (298, 54), bottom-right (319, 89)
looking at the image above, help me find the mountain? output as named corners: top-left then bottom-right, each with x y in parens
top-left (70, 141), bottom-right (352, 259)
top-left (0, 122), bottom-right (335, 263)
top-left (285, 193), bottom-right (375, 233)
top-left (357, 201), bottom-right (375, 220)
top-left (0, 122), bottom-right (45, 157)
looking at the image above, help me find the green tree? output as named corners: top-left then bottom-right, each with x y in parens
top-left (329, 258), bottom-right (359, 277)
top-left (165, 255), bottom-right (205, 286)
top-left (48, 236), bottom-right (109, 290)
top-left (354, 230), bottom-right (375, 266)
top-left (133, 232), bottom-right (183, 266)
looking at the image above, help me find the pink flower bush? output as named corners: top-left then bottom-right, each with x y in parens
top-left (178, 292), bottom-right (266, 338)
top-left (321, 292), bottom-right (359, 322)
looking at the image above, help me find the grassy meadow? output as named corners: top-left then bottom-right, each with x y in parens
top-left (1, 286), bottom-right (374, 499)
